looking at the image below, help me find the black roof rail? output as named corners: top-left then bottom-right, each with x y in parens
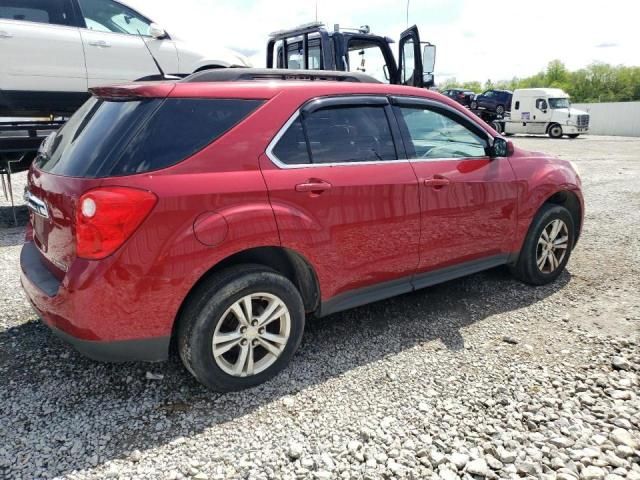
top-left (183, 68), bottom-right (381, 84)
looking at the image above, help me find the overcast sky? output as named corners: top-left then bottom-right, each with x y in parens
top-left (126, 0), bottom-right (640, 83)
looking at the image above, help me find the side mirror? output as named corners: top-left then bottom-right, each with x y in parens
top-left (491, 137), bottom-right (514, 158)
top-left (149, 23), bottom-right (167, 39)
top-left (422, 44), bottom-right (436, 73)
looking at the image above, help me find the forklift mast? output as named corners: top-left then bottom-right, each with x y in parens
top-left (266, 22), bottom-right (435, 88)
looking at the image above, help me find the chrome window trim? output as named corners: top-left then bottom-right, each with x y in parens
top-left (265, 96), bottom-right (494, 170)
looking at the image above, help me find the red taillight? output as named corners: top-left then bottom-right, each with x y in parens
top-left (75, 187), bottom-right (157, 260)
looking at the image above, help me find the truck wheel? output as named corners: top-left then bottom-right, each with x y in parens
top-left (491, 121), bottom-right (503, 133)
top-left (177, 264), bottom-right (305, 392)
top-left (495, 105), bottom-right (505, 115)
top-left (548, 124), bottom-right (563, 138)
top-left (510, 204), bottom-right (575, 286)
top-left (568, 134), bottom-right (579, 139)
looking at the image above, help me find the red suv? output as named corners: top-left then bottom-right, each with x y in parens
top-left (20, 70), bottom-right (583, 391)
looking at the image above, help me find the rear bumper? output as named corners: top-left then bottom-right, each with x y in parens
top-left (20, 241), bottom-right (170, 362)
top-left (47, 323), bottom-right (169, 362)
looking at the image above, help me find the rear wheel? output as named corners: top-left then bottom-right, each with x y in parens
top-left (177, 265), bottom-right (305, 391)
top-left (511, 204), bottom-right (575, 285)
top-left (548, 124), bottom-right (563, 138)
top-left (495, 104), bottom-right (505, 115)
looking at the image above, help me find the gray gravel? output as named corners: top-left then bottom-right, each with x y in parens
top-left (1, 135), bottom-right (639, 479)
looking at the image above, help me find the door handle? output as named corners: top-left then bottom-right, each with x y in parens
top-left (424, 177), bottom-right (450, 188)
top-left (295, 180), bottom-right (332, 194)
top-left (0, 31), bottom-right (13, 39)
top-left (88, 40), bottom-right (111, 47)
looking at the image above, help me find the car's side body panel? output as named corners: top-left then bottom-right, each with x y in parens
top-left (19, 80), bottom-right (583, 361)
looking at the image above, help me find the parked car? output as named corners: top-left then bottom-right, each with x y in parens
top-left (471, 89), bottom-right (513, 115)
top-left (0, 0), bottom-right (250, 117)
top-left (20, 70), bottom-right (583, 391)
top-left (502, 88), bottom-right (589, 138)
top-left (442, 88), bottom-right (475, 107)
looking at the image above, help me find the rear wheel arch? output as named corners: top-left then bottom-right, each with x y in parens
top-left (172, 246), bottom-right (320, 341)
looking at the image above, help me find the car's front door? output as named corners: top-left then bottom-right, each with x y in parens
top-left (0, 0), bottom-right (86, 95)
top-left (391, 96), bottom-right (518, 280)
top-left (75, 0), bottom-right (178, 86)
top-left (477, 91), bottom-right (495, 110)
top-left (260, 96), bottom-right (421, 308)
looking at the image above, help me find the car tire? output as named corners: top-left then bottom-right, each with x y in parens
top-left (495, 104), bottom-right (505, 115)
top-left (470, 101), bottom-right (478, 110)
top-left (510, 204), bottom-right (575, 286)
top-left (177, 264), bottom-right (305, 392)
top-left (568, 134), bottom-right (579, 139)
top-left (548, 124), bottom-right (563, 138)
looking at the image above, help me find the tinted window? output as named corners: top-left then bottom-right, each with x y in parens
top-left (0, 0), bottom-right (74, 25)
top-left (36, 98), bottom-right (263, 177)
top-left (77, 0), bottom-right (151, 35)
top-left (272, 117), bottom-right (310, 165)
top-left (396, 106), bottom-right (487, 159)
top-left (306, 106), bottom-right (397, 163)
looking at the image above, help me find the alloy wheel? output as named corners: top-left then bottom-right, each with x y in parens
top-left (536, 219), bottom-right (569, 274)
top-left (212, 293), bottom-right (291, 377)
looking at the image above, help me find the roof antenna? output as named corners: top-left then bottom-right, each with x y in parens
top-left (137, 30), bottom-right (167, 80)
top-left (406, 0), bottom-right (410, 27)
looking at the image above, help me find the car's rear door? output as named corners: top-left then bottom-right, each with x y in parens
top-left (390, 96), bottom-right (518, 281)
top-left (0, 0), bottom-right (86, 95)
top-left (260, 96), bottom-right (421, 310)
top-left (75, 0), bottom-right (178, 86)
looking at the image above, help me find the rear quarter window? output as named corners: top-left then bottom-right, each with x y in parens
top-left (35, 98), bottom-right (264, 178)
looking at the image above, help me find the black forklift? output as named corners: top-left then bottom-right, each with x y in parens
top-left (266, 22), bottom-right (436, 89)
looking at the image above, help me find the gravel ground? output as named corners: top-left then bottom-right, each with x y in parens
top-left (0, 135), bottom-right (638, 480)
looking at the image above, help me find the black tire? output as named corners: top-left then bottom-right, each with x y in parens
top-left (510, 204), bottom-right (575, 286)
top-left (568, 134), bottom-right (579, 139)
top-left (495, 104), bottom-right (505, 115)
top-left (177, 264), bottom-right (305, 392)
top-left (548, 124), bottom-right (563, 138)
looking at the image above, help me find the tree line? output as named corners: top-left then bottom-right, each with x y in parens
top-left (441, 60), bottom-right (640, 103)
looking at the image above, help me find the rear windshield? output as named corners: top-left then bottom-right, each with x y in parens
top-left (35, 97), bottom-right (264, 178)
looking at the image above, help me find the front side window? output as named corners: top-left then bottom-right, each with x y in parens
top-left (401, 38), bottom-right (415, 84)
top-left (482, 91), bottom-right (495, 98)
top-left (347, 41), bottom-right (390, 83)
top-left (536, 99), bottom-right (548, 110)
top-left (549, 98), bottom-right (570, 109)
top-left (272, 105), bottom-right (397, 165)
top-left (396, 106), bottom-right (487, 159)
top-left (0, 0), bottom-right (74, 26)
top-left (77, 0), bottom-right (152, 35)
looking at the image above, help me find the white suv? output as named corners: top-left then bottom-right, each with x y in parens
top-left (0, 0), bottom-right (251, 117)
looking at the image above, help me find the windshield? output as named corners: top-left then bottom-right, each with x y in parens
top-left (549, 98), bottom-right (570, 109)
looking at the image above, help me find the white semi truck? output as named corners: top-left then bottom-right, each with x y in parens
top-left (500, 88), bottom-right (590, 138)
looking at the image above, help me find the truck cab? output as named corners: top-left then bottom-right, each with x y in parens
top-left (266, 22), bottom-right (436, 88)
top-left (504, 88), bottom-right (590, 138)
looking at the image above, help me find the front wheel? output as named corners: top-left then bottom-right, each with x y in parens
top-left (548, 124), bottom-right (563, 138)
top-left (495, 105), bottom-right (505, 115)
top-left (510, 204), bottom-right (575, 285)
top-left (177, 265), bottom-right (305, 392)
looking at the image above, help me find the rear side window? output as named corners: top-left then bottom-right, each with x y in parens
top-left (0, 0), bottom-right (74, 26)
top-left (35, 98), bottom-right (263, 177)
top-left (271, 105), bottom-right (397, 165)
